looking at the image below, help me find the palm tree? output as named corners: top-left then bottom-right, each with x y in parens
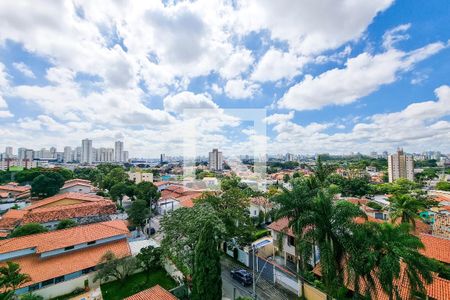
top-left (0, 261), bottom-right (31, 296)
top-left (299, 190), bottom-right (364, 297)
top-left (347, 222), bottom-right (441, 299)
top-left (389, 194), bottom-right (425, 229)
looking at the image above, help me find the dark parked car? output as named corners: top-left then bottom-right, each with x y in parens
top-left (230, 269), bottom-right (253, 286)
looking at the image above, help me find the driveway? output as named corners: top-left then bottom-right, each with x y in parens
top-left (221, 257), bottom-right (297, 300)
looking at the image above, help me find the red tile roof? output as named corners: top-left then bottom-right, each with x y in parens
top-left (5, 239), bottom-right (130, 288)
top-left (0, 184), bottom-right (30, 193)
top-left (267, 217), bottom-right (294, 237)
top-left (420, 234), bottom-right (450, 264)
top-left (124, 285), bottom-right (177, 300)
top-left (250, 196), bottom-right (273, 208)
top-left (178, 193), bottom-right (203, 208)
top-left (25, 192), bottom-right (106, 210)
top-left (0, 220), bottom-right (129, 254)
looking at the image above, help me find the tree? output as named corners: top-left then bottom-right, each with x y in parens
top-left (31, 172), bottom-right (65, 198)
top-left (127, 200), bottom-right (150, 233)
top-left (101, 167), bottom-right (129, 191)
top-left (389, 194), bottom-right (425, 229)
top-left (135, 181), bottom-right (160, 206)
top-left (191, 223), bottom-right (222, 300)
top-left (20, 294), bottom-right (43, 300)
top-left (196, 188), bottom-right (254, 245)
top-left (436, 181), bottom-right (450, 191)
top-left (283, 174), bottom-right (290, 183)
top-left (136, 246), bottom-right (162, 281)
top-left (56, 219), bottom-right (77, 230)
top-left (347, 222), bottom-right (442, 299)
top-left (160, 203), bottom-right (224, 275)
top-left (0, 262), bottom-right (31, 295)
top-left (94, 251), bottom-right (138, 284)
top-left (10, 223), bottom-right (48, 238)
top-left (109, 182), bottom-right (130, 206)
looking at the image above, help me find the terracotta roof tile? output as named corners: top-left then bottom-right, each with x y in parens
top-left (267, 218), bottom-right (294, 237)
top-left (250, 197), bottom-right (273, 208)
top-left (124, 285), bottom-right (177, 300)
top-left (420, 234), bottom-right (450, 264)
top-left (5, 239), bottom-right (130, 288)
top-left (25, 192), bottom-right (106, 210)
top-left (0, 184), bottom-right (30, 193)
top-left (0, 220), bottom-right (129, 254)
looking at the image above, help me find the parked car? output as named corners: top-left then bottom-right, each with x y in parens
top-left (230, 269), bottom-right (253, 286)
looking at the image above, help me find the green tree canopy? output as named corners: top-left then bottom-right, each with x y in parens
top-left (31, 172), bottom-right (65, 198)
top-left (10, 223), bottom-right (48, 238)
top-left (0, 261), bottom-right (31, 293)
top-left (191, 223), bottom-right (222, 300)
top-left (127, 200), bottom-right (150, 230)
top-left (436, 181), bottom-right (450, 191)
top-left (101, 167), bottom-right (129, 191)
top-left (389, 194), bottom-right (426, 229)
top-left (94, 251), bottom-right (138, 284)
top-left (160, 203), bottom-right (224, 275)
top-left (135, 181), bottom-right (160, 205)
top-left (109, 182), bottom-right (132, 206)
top-left (56, 219), bottom-right (77, 230)
top-left (136, 246), bottom-right (162, 280)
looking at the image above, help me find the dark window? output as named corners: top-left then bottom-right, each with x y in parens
top-left (82, 267), bottom-right (95, 274)
top-left (29, 284), bottom-right (40, 291)
top-left (55, 276), bottom-right (65, 284)
top-left (288, 236), bottom-right (295, 247)
top-left (64, 245), bottom-right (75, 251)
top-left (87, 240), bottom-right (96, 245)
top-left (41, 279), bottom-right (54, 287)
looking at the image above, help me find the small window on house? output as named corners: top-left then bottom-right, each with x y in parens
top-left (29, 284), bottom-right (40, 291)
top-left (41, 278), bottom-right (54, 287)
top-left (82, 267), bottom-right (95, 274)
top-left (87, 240), bottom-right (96, 245)
top-left (288, 236), bottom-right (295, 247)
top-left (64, 245), bottom-right (75, 251)
top-left (55, 276), bottom-right (65, 284)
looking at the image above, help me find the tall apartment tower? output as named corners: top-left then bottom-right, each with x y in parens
top-left (4, 147), bottom-right (13, 158)
top-left (81, 139), bottom-right (93, 164)
top-left (63, 146), bottom-right (72, 163)
top-left (388, 148), bottom-right (414, 183)
top-left (208, 148), bottom-right (223, 171)
top-left (115, 141), bottom-right (124, 162)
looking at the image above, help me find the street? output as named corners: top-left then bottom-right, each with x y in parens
top-left (221, 257), bottom-right (297, 300)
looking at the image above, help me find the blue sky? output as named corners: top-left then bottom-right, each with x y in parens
top-left (0, 0), bottom-right (449, 157)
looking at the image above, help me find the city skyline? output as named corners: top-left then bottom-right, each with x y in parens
top-left (0, 1), bottom-right (449, 157)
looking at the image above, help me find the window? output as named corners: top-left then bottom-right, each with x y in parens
top-left (64, 245), bottom-right (75, 251)
top-left (55, 276), bottom-right (65, 284)
top-left (82, 267), bottom-right (95, 274)
top-left (28, 284), bottom-right (40, 292)
top-left (288, 236), bottom-right (295, 247)
top-left (41, 278), bottom-right (54, 287)
top-left (87, 240), bottom-right (96, 245)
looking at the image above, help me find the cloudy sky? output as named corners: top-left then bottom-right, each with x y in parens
top-left (0, 0), bottom-right (449, 158)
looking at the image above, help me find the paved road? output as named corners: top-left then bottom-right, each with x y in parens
top-left (221, 258), bottom-right (297, 300)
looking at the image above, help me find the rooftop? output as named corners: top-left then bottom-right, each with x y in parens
top-left (124, 285), bottom-right (177, 300)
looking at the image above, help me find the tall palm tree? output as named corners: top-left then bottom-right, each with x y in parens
top-left (389, 194), bottom-right (425, 229)
top-left (0, 261), bottom-right (31, 296)
top-left (347, 222), bottom-right (441, 300)
top-left (298, 190), bottom-right (364, 297)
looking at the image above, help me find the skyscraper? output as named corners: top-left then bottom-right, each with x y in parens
top-left (115, 141), bottom-right (124, 162)
top-left (18, 147), bottom-right (26, 161)
top-left (388, 148), bottom-right (414, 183)
top-left (208, 148), bottom-right (223, 171)
top-left (63, 146), bottom-right (72, 163)
top-left (4, 147), bottom-right (13, 158)
top-left (81, 139), bottom-right (93, 164)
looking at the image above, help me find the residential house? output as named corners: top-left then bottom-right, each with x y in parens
top-left (0, 220), bottom-right (131, 298)
top-left (157, 184), bottom-right (203, 214)
top-left (0, 183), bottom-right (30, 200)
top-left (0, 192), bottom-right (117, 236)
top-left (124, 285), bottom-right (177, 300)
top-left (59, 179), bottom-right (96, 194)
top-left (128, 171), bottom-right (153, 184)
top-left (249, 196), bottom-right (273, 222)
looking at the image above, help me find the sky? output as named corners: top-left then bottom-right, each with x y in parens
top-left (0, 0), bottom-right (449, 158)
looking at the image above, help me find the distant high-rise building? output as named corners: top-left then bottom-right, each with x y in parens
top-left (98, 148), bottom-right (114, 162)
top-left (50, 147), bottom-right (57, 159)
top-left (208, 148), bottom-right (223, 171)
top-left (63, 146), bottom-right (72, 163)
top-left (388, 148), bottom-right (414, 183)
top-left (24, 149), bottom-right (34, 161)
top-left (81, 139), bottom-right (93, 164)
top-left (4, 147), bottom-right (13, 158)
top-left (75, 147), bottom-right (82, 162)
top-left (160, 153), bottom-right (166, 164)
top-left (122, 151), bottom-right (129, 162)
top-left (115, 141), bottom-right (124, 162)
top-left (285, 153), bottom-right (295, 162)
top-left (18, 147), bottom-right (27, 161)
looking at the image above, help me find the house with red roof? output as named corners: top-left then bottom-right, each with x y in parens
top-left (124, 285), bottom-right (177, 300)
top-left (0, 193), bottom-right (117, 237)
top-left (0, 220), bottom-right (131, 298)
top-left (59, 178), bottom-right (96, 194)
